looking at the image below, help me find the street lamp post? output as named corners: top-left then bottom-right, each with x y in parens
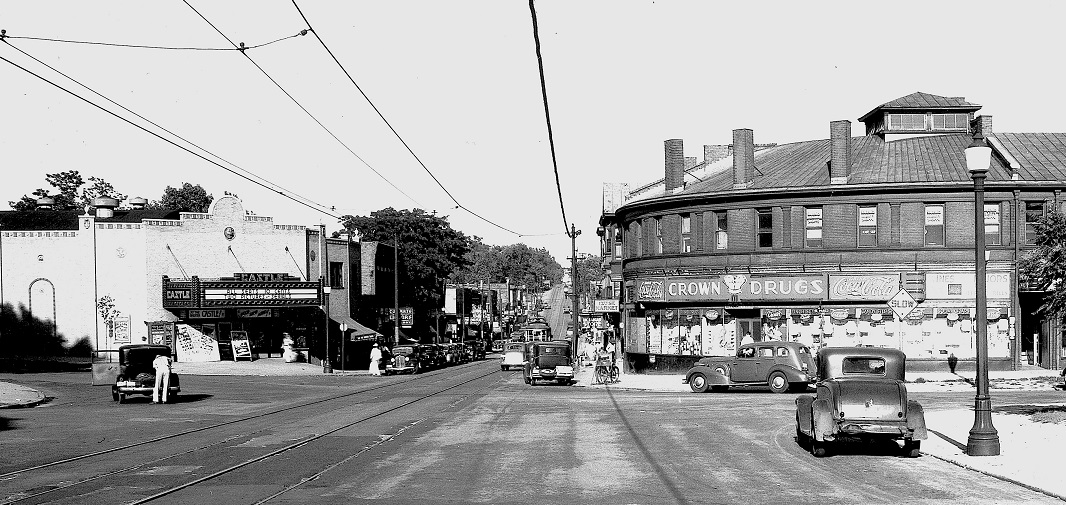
top-left (323, 285), bottom-right (333, 374)
top-left (965, 131), bottom-right (999, 456)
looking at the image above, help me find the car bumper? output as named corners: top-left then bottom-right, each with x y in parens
top-left (531, 366), bottom-right (574, 379)
top-left (114, 384), bottom-right (180, 395)
top-left (385, 366), bottom-right (416, 374)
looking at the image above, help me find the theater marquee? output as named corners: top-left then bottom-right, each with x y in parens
top-left (162, 274), bottom-right (324, 309)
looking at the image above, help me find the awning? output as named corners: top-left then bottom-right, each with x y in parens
top-left (330, 315), bottom-right (381, 341)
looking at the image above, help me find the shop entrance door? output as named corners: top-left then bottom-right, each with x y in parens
top-left (736, 317), bottom-right (762, 343)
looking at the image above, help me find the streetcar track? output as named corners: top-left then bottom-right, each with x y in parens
top-left (128, 367), bottom-right (501, 504)
top-left (0, 362), bottom-right (494, 505)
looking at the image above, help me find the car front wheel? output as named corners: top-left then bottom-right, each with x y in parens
top-left (768, 371), bottom-right (789, 394)
top-left (689, 372), bottom-right (709, 393)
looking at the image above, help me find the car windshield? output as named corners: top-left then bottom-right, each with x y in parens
top-left (394, 347), bottom-right (414, 355)
top-left (842, 357), bottom-right (886, 375)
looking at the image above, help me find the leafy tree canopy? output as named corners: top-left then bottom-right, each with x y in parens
top-left (341, 208), bottom-right (472, 330)
top-left (1019, 210), bottom-right (1066, 323)
top-left (9, 170), bottom-right (126, 212)
top-left (455, 242), bottom-right (562, 293)
top-left (147, 182), bottom-right (214, 213)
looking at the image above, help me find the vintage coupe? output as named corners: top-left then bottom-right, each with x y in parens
top-left (795, 347), bottom-right (927, 458)
top-left (683, 341), bottom-right (816, 394)
top-left (500, 342), bottom-right (526, 371)
top-left (523, 340), bottom-right (574, 386)
top-left (111, 344), bottom-right (180, 403)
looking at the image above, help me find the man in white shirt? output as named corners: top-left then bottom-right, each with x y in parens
top-left (152, 354), bottom-right (172, 404)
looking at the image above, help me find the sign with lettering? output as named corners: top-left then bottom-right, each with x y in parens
top-left (233, 273), bottom-right (291, 282)
top-left (887, 288), bottom-right (918, 320)
top-left (828, 274), bottom-right (900, 301)
top-left (661, 275), bottom-right (827, 302)
top-left (237, 308), bottom-right (275, 318)
top-left (163, 276), bottom-right (323, 309)
top-left (189, 309), bottom-right (225, 319)
top-left (594, 299), bottom-right (620, 312)
top-left (230, 331), bottom-right (252, 361)
top-left (635, 280), bottom-right (665, 301)
top-left (400, 307), bottom-right (414, 328)
top-left (925, 271), bottom-right (1011, 300)
top-left (113, 316), bottom-right (131, 343)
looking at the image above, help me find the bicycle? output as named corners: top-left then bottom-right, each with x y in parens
top-left (594, 354), bottom-right (619, 384)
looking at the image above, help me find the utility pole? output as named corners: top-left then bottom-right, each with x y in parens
top-left (394, 234), bottom-right (400, 349)
top-left (570, 223), bottom-right (581, 361)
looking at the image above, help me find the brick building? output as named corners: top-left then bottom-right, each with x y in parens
top-left (599, 92), bottom-right (1066, 373)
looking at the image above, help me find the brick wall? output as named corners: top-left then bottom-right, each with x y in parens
top-left (661, 214), bottom-right (680, 254)
top-left (731, 208), bottom-right (754, 251)
top-left (900, 203), bottom-right (925, 247)
top-left (824, 204), bottom-right (856, 249)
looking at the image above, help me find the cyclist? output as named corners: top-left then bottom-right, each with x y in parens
top-left (594, 347), bottom-right (618, 384)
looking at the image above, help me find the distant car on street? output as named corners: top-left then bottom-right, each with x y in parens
top-left (501, 342), bottom-right (526, 371)
top-left (683, 341), bottom-right (815, 394)
top-left (795, 347), bottom-right (927, 458)
top-left (385, 345), bottom-right (420, 374)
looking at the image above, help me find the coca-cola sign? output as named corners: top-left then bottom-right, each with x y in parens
top-left (828, 274), bottom-right (900, 301)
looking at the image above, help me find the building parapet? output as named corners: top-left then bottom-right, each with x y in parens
top-left (2, 230), bottom-right (79, 238)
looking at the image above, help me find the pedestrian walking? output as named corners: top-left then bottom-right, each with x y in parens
top-left (369, 343), bottom-right (383, 376)
top-left (152, 354), bottom-right (172, 404)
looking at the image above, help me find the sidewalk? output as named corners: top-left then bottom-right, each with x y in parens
top-left (574, 363), bottom-right (1066, 501)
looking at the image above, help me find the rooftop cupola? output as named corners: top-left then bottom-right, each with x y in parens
top-left (858, 91), bottom-right (982, 141)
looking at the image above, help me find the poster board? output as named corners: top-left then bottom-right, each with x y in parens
top-left (176, 324), bottom-right (221, 362)
top-left (230, 331), bottom-right (252, 361)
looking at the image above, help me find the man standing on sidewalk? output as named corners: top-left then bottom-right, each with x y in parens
top-left (152, 354), bottom-right (172, 404)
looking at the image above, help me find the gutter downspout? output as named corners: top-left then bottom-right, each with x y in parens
top-left (1013, 190), bottom-right (1021, 371)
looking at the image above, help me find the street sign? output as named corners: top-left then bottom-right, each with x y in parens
top-left (340, 323), bottom-right (348, 332)
top-left (887, 288), bottom-right (917, 320)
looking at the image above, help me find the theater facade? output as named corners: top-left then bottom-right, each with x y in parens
top-left (599, 92), bottom-right (1066, 372)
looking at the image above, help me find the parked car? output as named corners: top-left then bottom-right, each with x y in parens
top-left (416, 344), bottom-right (439, 371)
top-left (683, 341), bottom-right (816, 394)
top-left (500, 342), bottom-right (526, 371)
top-left (523, 340), bottom-right (574, 386)
top-left (111, 344), bottom-right (180, 403)
top-left (795, 347), bottom-right (927, 458)
top-left (385, 345), bottom-right (420, 374)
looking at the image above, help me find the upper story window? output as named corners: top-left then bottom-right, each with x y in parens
top-left (925, 204), bottom-right (945, 246)
top-left (804, 207), bottom-right (822, 248)
top-left (329, 261), bottom-right (344, 288)
top-left (931, 113), bottom-right (969, 130)
top-left (680, 214), bottom-right (692, 253)
top-left (887, 113), bottom-right (926, 131)
top-left (635, 221), bottom-right (643, 256)
top-left (1025, 201), bottom-right (1045, 245)
top-left (858, 205), bottom-right (877, 248)
top-left (757, 208), bottom-right (773, 249)
top-left (984, 203), bottom-right (1001, 246)
top-left (654, 217), bottom-right (663, 254)
top-left (614, 228), bottom-right (623, 258)
top-left (715, 212), bottom-right (728, 250)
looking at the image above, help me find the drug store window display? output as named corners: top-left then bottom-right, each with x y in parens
top-left (644, 308), bottom-right (737, 357)
top-left (820, 309), bottom-right (861, 348)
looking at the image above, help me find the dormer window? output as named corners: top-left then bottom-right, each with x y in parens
top-left (886, 113), bottom-right (969, 132)
top-left (887, 114), bottom-right (926, 131)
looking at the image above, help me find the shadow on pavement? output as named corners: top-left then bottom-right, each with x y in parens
top-left (114, 393), bottom-right (213, 405)
top-left (796, 436), bottom-right (919, 458)
top-left (0, 416), bottom-right (13, 432)
top-left (929, 429), bottom-right (967, 451)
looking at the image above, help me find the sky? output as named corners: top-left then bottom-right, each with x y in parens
top-left (3, 1), bottom-right (1066, 266)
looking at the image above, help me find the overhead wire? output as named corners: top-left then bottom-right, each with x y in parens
top-left (289, 0), bottom-right (532, 238)
top-left (0, 28), bottom-right (304, 51)
top-left (182, 0), bottom-right (425, 211)
top-left (1, 35), bottom-right (339, 219)
top-left (0, 52), bottom-right (344, 220)
top-left (527, 0), bottom-right (574, 239)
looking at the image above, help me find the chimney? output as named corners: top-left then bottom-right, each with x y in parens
top-left (129, 196), bottom-right (147, 209)
top-left (830, 120), bottom-right (851, 185)
top-left (665, 139), bottom-right (684, 192)
top-left (704, 145), bottom-right (732, 166)
top-left (971, 115), bottom-right (993, 137)
top-left (732, 129), bottom-right (754, 189)
top-left (92, 197), bottom-right (119, 218)
top-left (35, 197), bottom-right (55, 210)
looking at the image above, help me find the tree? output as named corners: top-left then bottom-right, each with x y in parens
top-left (9, 170), bottom-right (85, 211)
top-left (1019, 210), bottom-right (1066, 323)
top-left (80, 176), bottom-right (127, 209)
top-left (147, 183), bottom-right (213, 212)
top-left (341, 208), bottom-right (472, 333)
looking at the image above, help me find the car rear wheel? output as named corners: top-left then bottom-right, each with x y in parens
top-left (768, 372), bottom-right (789, 394)
top-left (689, 372), bottom-right (710, 393)
top-left (811, 440), bottom-right (827, 457)
top-left (903, 439), bottom-right (921, 458)
top-left (117, 393), bottom-right (126, 404)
